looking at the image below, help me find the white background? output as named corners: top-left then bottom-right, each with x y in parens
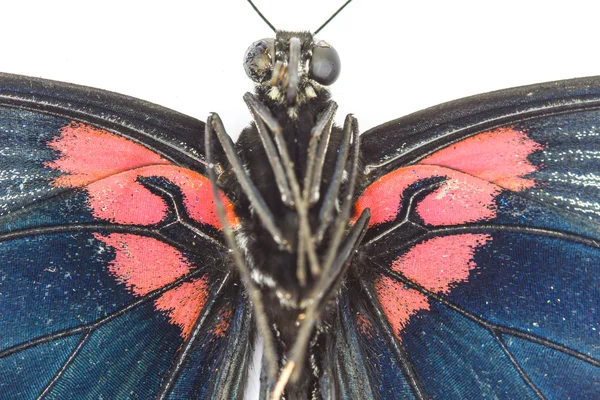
top-left (2, 0), bottom-right (600, 139)
top-left (2, 0), bottom-right (600, 397)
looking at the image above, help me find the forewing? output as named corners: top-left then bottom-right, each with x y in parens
top-left (351, 77), bottom-right (600, 399)
top-left (0, 73), bottom-right (250, 399)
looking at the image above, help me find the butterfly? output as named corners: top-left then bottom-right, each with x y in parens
top-left (1, 1), bottom-right (600, 399)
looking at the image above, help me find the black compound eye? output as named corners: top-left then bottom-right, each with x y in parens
top-left (309, 40), bottom-right (341, 86)
top-left (243, 38), bottom-right (275, 83)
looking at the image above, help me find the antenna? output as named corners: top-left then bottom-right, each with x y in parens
top-left (314, 0), bottom-right (353, 34)
top-left (247, 0), bottom-right (354, 35)
top-left (247, 0), bottom-right (277, 32)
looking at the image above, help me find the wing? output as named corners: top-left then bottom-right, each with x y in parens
top-left (0, 73), bottom-right (251, 399)
top-left (342, 77), bottom-right (600, 399)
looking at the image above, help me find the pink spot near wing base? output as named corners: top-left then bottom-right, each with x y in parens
top-left (375, 234), bottom-right (491, 340)
top-left (46, 122), bottom-right (238, 228)
top-left (375, 277), bottom-right (429, 335)
top-left (212, 307), bottom-right (233, 339)
top-left (356, 313), bottom-right (375, 337)
top-left (355, 165), bottom-right (501, 227)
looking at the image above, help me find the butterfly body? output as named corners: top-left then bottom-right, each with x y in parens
top-left (1, 28), bottom-right (600, 400)
top-left (218, 31), bottom-right (366, 398)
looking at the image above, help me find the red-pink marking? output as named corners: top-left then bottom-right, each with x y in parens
top-left (97, 233), bottom-right (210, 340)
top-left (375, 277), bottom-right (430, 335)
top-left (154, 278), bottom-right (209, 340)
top-left (45, 123), bottom-right (240, 339)
top-left (46, 122), bottom-right (238, 228)
top-left (96, 233), bottom-right (191, 296)
top-left (356, 165), bottom-right (501, 227)
top-left (375, 234), bottom-right (491, 340)
top-left (355, 127), bottom-right (543, 227)
top-left (46, 122), bottom-right (170, 187)
top-left (421, 127), bottom-right (544, 191)
top-left (362, 127), bottom-right (541, 340)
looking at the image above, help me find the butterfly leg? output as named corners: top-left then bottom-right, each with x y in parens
top-left (315, 113), bottom-right (357, 242)
top-left (205, 113), bottom-right (280, 383)
top-left (273, 208), bottom-right (371, 398)
top-left (274, 114), bottom-right (369, 392)
top-left (244, 92), bottom-right (321, 283)
top-left (303, 101), bottom-right (338, 205)
top-left (206, 111), bottom-right (288, 249)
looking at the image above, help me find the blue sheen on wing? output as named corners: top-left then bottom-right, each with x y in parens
top-left (0, 109), bottom-right (68, 215)
top-left (0, 233), bottom-right (137, 349)
top-left (0, 336), bottom-right (80, 398)
top-left (401, 302), bottom-right (538, 399)
top-left (446, 232), bottom-right (600, 360)
top-left (44, 303), bottom-right (183, 399)
top-left (506, 336), bottom-right (600, 398)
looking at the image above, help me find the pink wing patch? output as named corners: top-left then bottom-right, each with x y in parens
top-left (98, 233), bottom-right (210, 340)
top-left (421, 127), bottom-right (544, 191)
top-left (46, 122), bottom-right (170, 187)
top-left (359, 127), bottom-right (543, 340)
top-left (96, 233), bottom-right (192, 296)
top-left (375, 234), bottom-right (491, 339)
top-left (154, 278), bottom-right (209, 340)
top-left (356, 164), bottom-right (502, 227)
top-left (45, 122), bottom-right (237, 339)
top-left (84, 165), bottom-right (234, 227)
top-left (356, 127), bottom-right (543, 227)
top-left (46, 122), bottom-right (238, 228)
top-left (389, 234), bottom-right (491, 292)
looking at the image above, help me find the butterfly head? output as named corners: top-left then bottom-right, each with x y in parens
top-left (243, 31), bottom-right (341, 105)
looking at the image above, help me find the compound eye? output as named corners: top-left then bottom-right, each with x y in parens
top-left (243, 38), bottom-right (275, 83)
top-left (309, 41), bottom-right (341, 86)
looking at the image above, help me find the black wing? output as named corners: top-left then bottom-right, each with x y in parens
top-left (0, 73), bottom-right (251, 399)
top-left (337, 76), bottom-right (600, 399)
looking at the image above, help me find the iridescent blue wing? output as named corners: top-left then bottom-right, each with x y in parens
top-left (344, 77), bottom-right (600, 399)
top-left (0, 73), bottom-right (251, 399)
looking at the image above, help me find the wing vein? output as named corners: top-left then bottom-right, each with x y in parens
top-left (377, 264), bottom-right (600, 368)
top-left (367, 222), bottom-right (600, 250)
top-left (363, 101), bottom-right (600, 173)
top-left (156, 271), bottom-right (233, 399)
top-left (35, 330), bottom-right (93, 400)
top-left (0, 269), bottom-right (205, 359)
top-left (490, 331), bottom-right (546, 399)
top-left (358, 278), bottom-right (428, 400)
top-left (0, 223), bottom-right (224, 250)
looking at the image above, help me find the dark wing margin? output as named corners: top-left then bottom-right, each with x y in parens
top-left (351, 76), bottom-right (600, 399)
top-left (0, 72), bottom-right (208, 172)
top-left (0, 73), bottom-right (252, 399)
top-left (361, 76), bottom-right (600, 180)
